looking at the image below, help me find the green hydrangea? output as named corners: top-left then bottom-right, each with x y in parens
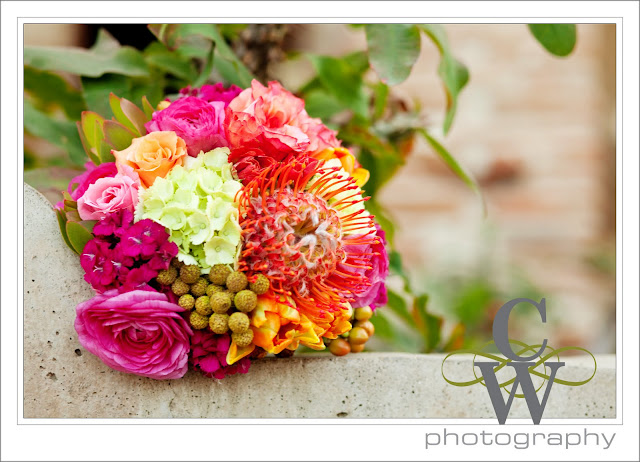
top-left (137, 148), bottom-right (243, 273)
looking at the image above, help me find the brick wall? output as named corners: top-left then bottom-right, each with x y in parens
top-left (286, 24), bottom-right (616, 352)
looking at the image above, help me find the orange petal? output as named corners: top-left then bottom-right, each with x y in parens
top-left (352, 167), bottom-right (370, 188)
top-left (226, 341), bottom-right (255, 365)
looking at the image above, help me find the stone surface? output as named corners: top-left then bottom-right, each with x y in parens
top-left (23, 183), bottom-right (615, 419)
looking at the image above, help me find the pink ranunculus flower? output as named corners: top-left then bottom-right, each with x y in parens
top-left (74, 288), bottom-right (193, 380)
top-left (342, 224), bottom-right (389, 310)
top-left (77, 166), bottom-right (140, 221)
top-left (225, 79), bottom-right (340, 160)
top-left (179, 82), bottom-right (243, 106)
top-left (145, 96), bottom-right (228, 157)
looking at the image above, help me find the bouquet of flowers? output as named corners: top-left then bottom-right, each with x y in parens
top-left (55, 79), bottom-right (389, 380)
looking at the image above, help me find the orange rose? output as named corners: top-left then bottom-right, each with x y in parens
top-left (113, 131), bottom-right (187, 188)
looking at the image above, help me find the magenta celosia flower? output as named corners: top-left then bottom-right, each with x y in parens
top-left (80, 210), bottom-right (178, 293)
top-left (75, 288), bottom-right (192, 380)
top-left (145, 97), bottom-right (228, 157)
top-left (179, 82), bottom-right (242, 106)
top-left (55, 162), bottom-right (118, 210)
top-left (190, 331), bottom-right (251, 380)
top-left (342, 224), bottom-right (389, 310)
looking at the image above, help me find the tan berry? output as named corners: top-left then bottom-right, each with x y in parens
top-left (189, 311), bottom-right (209, 330)
top-left (179, 265), bottom-right (200, 284)
top-left (209, 313), bottom-right (230, 334)
top-left (228, 312), bottom-right (250, 333)
top-left (190, 277), bottom-right (208, 297)
top-left (350, 343), bottom-right (365, 353)
top-left (249, 274), bottom-right (270, 295)
top-left (208, 264), bottom-right (232, 285)
top-left (171, 280), bottom-right (190, 297)
top-left (226, 271), bottom-right (248, 293)
top-left (355, 306), bottom-right (373, 321)
top-left (205, 284), bottom-right (224, 297)
top-left (348, 327), bottom-right (369, 345)
top-left (210, 291), bottom-right (232, 314)
top-left (178, 294), bottom-right (195, 310)
top-left (232, 329), bottom-right (254, 347)
top-left (156, 266), bottom-right (178, 286)
top-left (329, 338), bottom-right (351, 356)
top-left (195, 296), bottom-right (212, 316)
top-left (234, 290), bottom-right (257, 313)
top-left (354, 320), bottom-right (375, 337)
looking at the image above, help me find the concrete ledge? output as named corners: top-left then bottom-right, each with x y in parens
top-left (23, 183), bottom-right (615, 419)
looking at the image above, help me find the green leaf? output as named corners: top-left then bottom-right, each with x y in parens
top-left (55, 207), bottom-right (73, 251)
top-left (119, 97), bottom-right (149, 136)
top-left (148, 24), bottom-right (255, 87)
top-left (528, 24), bottom-right (577, 57)
top-left (108, 92), bottom-right (151, 137)
top-left (23, 99), bottom-right (86, 166)
top-left (24, 66), bottom-right (86, 119)
top-left (443, 322), bottom-right (466, 352)
top-left (65, 220), bottom-right (95, 254)
top-left (148, 23), bottom-right (212, 59)
top-left (141, 96), bottom-right (156, 119)
top-left (24, 42), bottom-right (149, 78)
top-left (365, 24), bottom-right (421, 85)
top-left (419, 24), bottom-right (470, 134)
top-left (413, 294), bottom-right (442, 352)
top-left (340, 123), bottom-right (404, 196)
top-left (302, 88), bottom-right (346, 119)
top-left (80, 112), bottom-right (105, 148)
top-left (144, 41), bottom-right (198, 81)
top-left (418, 129), bottom-right (485, 213)
top-left (388, 249), bottom-right (411, 291)
top-left (76, 121), bottom-right (100, 165)
top-left (109, 93), bottom-right (137, 134)
top-left (308, 54), bottom-right (368, 117)
top-left (193, 42), bottom-right (216, 87)
top-left (386, 289), bottom-right (414, 326)
top-left (204, 25), bottom-right (255, 87)
top-left (372, 81), bottom-right (389, 120)
top-left (103, 120), bottom-right (136, 151)
top-left (91, 28), bottom-right (121, 54)
top-left (98, 139), bottom-right (115, 163)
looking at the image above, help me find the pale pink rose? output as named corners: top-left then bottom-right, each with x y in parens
top-left (74, 288), bottom-right (192, 380)
top-left (77, 166), bottom-right (140, 221)
top-left (225, 79), bottom-right (340, 159)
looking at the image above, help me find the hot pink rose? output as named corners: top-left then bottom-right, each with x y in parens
top-left (225, 79), bottom-right (340, 159)
top-left (77, 166), bottom-right (140, 221)
top-left (145, 96), bottom-right (228, 157)
top-left (74, 288), bottom-right (193, 380)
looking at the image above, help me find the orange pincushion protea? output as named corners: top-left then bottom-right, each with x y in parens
top-left (236, 157), bottom-right (378, 326)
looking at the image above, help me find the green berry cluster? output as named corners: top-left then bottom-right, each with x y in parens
top-left (165, 262), bottom-right (270, 342)
top-left (328, 306), bottom-right (375, 356)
